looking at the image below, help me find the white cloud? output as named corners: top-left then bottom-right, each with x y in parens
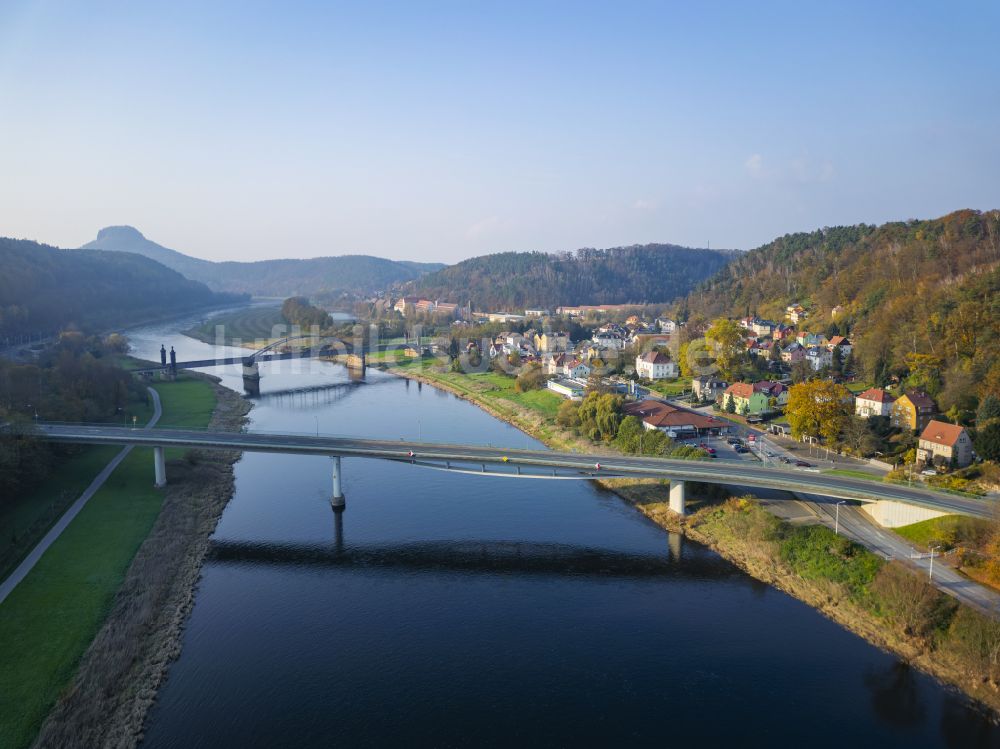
top-left (744, 153), bottom-right (764, 177)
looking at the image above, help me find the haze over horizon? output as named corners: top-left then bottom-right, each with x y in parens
top-left (2, 1), bottom-right (999, 263)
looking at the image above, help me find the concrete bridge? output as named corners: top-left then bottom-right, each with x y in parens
top-left (140, 336), bottom-right (367, 394)
top-left (18, 422), bottom-right (996, 521)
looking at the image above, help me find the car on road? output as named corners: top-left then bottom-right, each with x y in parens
top-left (734, 446), bottom-right (750, 454)
top-left (795, 460), bottom-right (813, 468)
top-left (921, 468), bottom-right (938, 476)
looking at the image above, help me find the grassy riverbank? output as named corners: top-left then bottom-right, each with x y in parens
top-left (390, 359), bottom-right (1000, 717)
top-left (0, 372), bottom-right (230, 749)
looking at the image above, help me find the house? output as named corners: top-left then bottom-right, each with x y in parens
top-left (805, 346), bottom-right (833, 371)
top-left (622, 400), bottom-right (729, 439)
top-left (855, 388), bottom-right (895, 419)
top-left (917, 420), bottom-right (974, 468)
top-left (635, 351), bottom-right (678, 380)
top-left (826, 336), bottom-right (853, 357)
top-left (891, 391), bottom-right (937, 431)
top-left (592, 331), bottom-right (626, 350)
top-left (752, 319), bottom-right (777, 337)
top-left (692, 375), bottom-right (727, 402)
top-left (786, 304), bottom-right (808, 324)
top-left (656, 318), bottom-right (677, 334)
top-left (524, 309), bottom-right (551, 317)
top-left (544, 353), bottom-right (567, 375)
top-left (723, 381), bottom-right (787, 415)
top-left (796, 332), bottom-right (824, 347)
top-left (781, 342), bottom-right (806, 364)
top-left (534, 332), bottom-right (569, 353)
top-left (563, 359), bottom-right (591, 379)
top-left (547, 378), bottom-right (586, 400)
top-left (393, 296), bottom-right (423, 315)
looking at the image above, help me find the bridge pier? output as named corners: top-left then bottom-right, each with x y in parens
top-left (669, 480), bottom-right (686, 516)
top-left (154, 446), bottom-right (166, 488)
top-left (242, 359), bottom-right (261, 396)
top-left (331, 456), bottom-right (345, 510)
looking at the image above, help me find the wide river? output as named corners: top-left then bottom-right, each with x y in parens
top-left (127, 315), bottom-right (997, 748)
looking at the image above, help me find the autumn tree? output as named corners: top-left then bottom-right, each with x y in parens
top-left (786, 380), bottom-right (852, 442)
top-left (705, 318), bottom-right (745, 378)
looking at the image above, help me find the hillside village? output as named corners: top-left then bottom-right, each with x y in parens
top-left (374, 293), bottom-right (1000, 488)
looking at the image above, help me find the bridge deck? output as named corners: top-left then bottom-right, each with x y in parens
top-left (17, 423), bottom-right (995, 519)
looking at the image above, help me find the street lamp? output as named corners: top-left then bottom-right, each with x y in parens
top-left (835, 501), bottom-right (846, 536)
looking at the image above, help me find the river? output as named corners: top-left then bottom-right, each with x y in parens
top-left (126, 315), bottom-right (998, 748)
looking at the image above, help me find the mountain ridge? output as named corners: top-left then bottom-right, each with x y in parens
top-left (80, 226), bottom-right (446, 297)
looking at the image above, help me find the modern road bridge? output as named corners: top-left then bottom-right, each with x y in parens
top-left (19, 422), bottom-right (996, 519)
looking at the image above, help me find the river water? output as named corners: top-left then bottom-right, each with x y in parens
top-left (126, 316), bottom-right (998, 748)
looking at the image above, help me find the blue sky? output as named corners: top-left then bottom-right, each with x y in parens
top-left (1, 1), bottom-right (998, 262)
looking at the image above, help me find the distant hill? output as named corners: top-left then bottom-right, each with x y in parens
top-left (0, 237), bottom-right (243, 337)
top-left (80, 226), bottom-right (445, 297)
top-left (679, 209), bottom-right (1000, 399)
top-left (405, 244), bottom-right (738, 311)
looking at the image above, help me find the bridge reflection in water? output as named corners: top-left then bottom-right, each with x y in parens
top-left (206, 534), bottom-right (729, 581)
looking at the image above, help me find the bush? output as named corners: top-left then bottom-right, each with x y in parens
top-left (870, 561), bottom-right (956, 639)
top-left (778, 524), bottom-right (883, 597)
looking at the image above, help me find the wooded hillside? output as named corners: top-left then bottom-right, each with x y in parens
top-left (679, 210), bottom-right (1000, 399)
top-left (407, 244), bottom-right (737, 310)
top-left (0, 238), bottom-right (242, 337)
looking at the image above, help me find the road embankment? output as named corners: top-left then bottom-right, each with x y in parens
top-left (31, 374), bottom-right (251, 749)
top-left (391, 364), bottom-right (1000, 720)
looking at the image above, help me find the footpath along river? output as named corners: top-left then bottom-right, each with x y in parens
top-left (126, 316), bottom-right (998, 748)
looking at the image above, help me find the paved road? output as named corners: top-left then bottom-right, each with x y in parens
top-left (15, 422), bottom-right (997, 519)
top-left (0, 388), bottom-right (163, 605)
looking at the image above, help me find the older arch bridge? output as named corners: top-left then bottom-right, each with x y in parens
top-left (139, 335), bottom-right (369, 394)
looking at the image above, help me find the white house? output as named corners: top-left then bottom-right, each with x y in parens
top-left (592, 332), bottom-right (626, 350)
top-left (656, 318), bottom-right (677, 334)
top-left (806, 346), bottom-right (833, 371)
top-left (855, 388), bottom-right (895, 419)
top-left (635, 351), bottom-right (678, 380)
top-left (563, 359), bottom-right (592, 379)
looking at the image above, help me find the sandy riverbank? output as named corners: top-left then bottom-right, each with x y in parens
top-left (32, 374), bottom-right (251, 749)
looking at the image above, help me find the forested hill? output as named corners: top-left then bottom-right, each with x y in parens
top-left (405, 244), bottom-right (737, 310)
top-left (680, 209), bottom-right (1000, 397)
top-left (0, 238), bottom-right (242, 337)
top-left (80, 226), bottom-right (445, 296)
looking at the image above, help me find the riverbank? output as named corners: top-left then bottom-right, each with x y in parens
top-left (390, 362), bottom-right (1000, 719)
top-left (25, 374), bottom-right (250, 749)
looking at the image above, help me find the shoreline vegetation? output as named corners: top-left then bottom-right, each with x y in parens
top-left (386, 359), bottom-right (1000, 720)
top-left (5, 373), bottom-right (250, 749)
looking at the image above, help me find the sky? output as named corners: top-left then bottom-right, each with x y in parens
top-left (1, 1), bottom-right (999, 263)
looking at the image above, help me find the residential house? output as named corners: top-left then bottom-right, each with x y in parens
top-left (563, 359), bottom-right (592, 379)
top-left (752, 319), bottom-right (777, 337)
top-left (535, 332), bottom-right (569, 353)
top-left (781, 342), bottom-right (806, 364)
top-left (723, 381), bottom-right (787, 415)
top-left (692, 375), bottom-right (727, 402)
top-left (854, 388), bottom-right (895, 419)
top-left (593, 331), bottom-right (626, 350)
top-left (917, 420), bottom-right (974, 468)
top-left (796, 332), bottom-right (824, 347)
top-left (544, 353), bottom-right (567, 376)
top-left (786, 304), bottom-right (808, 324)
top-left (826, 336), bottom-right (853, 357)
top-left (524, 308), bottom-right (551, 317)
top-left (635, 351), bottom-right (678, 380)
top-left (806, 346), bottom-right (833, 371)
top-left (656, 318), bottom-right (677, 334)
top-left (393, 296), bottom-right (423, 316)
top-left (891, 390), bottom-right (937, 431)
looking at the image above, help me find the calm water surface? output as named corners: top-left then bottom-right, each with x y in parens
top-left (126, 316), bottom-right (998, 748)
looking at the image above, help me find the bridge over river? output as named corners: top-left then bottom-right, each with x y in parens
top-left (20, 422), bottom-right (995, 520)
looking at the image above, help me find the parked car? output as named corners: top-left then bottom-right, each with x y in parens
top-left (920, 468), bottom-right (938, 476)
top-left (734, 446), bottom-right (750, 454)
top-left (795, 460), bottom-right (813, 468)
